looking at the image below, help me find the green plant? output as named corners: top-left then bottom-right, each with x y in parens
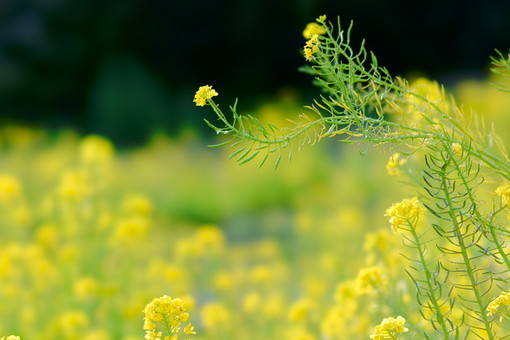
top-left (197, 15), bottom-right (510, 339)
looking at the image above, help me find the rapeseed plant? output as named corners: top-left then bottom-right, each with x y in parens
top-left (199, 14), bottom-right (510, 339)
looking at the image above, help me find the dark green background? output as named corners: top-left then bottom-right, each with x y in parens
top-left (1, 0), bottom-right (509, 145)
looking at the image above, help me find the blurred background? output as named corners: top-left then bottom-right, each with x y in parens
top-left (1, 0), bottom-right (509, 145)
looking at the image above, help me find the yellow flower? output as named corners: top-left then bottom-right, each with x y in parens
top-left (288, 298), bottom-right (314, 322)
top-left (304, 34), bottom-right (320, 61)
top-left (302, 22), bottom-right (326, 39)
top-left (183, 323), bottom-right (196, 335)
top-left (496, 183), bottom-right (510, 206)
top-left (385, 197), bottom-right (423, 232)
top-left (143, 295), bottom-right (195, 340)
top-left (386, 153), bottom-right (407, 176)
top-left (370, 316), bottom-right (409, 340)
top-left (0, 174), bottom-right (21, 203)
top-left (201, 302), bottom-right (230, 332)
top-left (194, 85), bottom-right (218, 106)
top-left (79, 135), bottom-right (114, 164)
top-left (58, 170), bottom-right (91, 201)
top-left (355, 266), bottom-right (388, 295)
top-left (487, 291), bottom-right (510, 321)
top-left (451, 143), bottom-right (462, 156)
top-left (316, 15), bottom-right (327, 24)
top-left (0, 336), bottom-right (21, 340)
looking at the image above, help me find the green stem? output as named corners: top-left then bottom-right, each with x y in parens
top-left (439, 157), bottom-right (494, 340)
top-left (406, 219), bottom-right (451, 338)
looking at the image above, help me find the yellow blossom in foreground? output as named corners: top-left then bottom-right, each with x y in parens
top-left (386, 153), bottom-right (407, 176)
top-left (496, 183), bottom-right (510, 206)
top-left (385, 197), bottom-right (422, 232)
top-left (487, 291), bottom-right (510, 321)
top-left (302, 22), bottom-right (326, 39)
top-left (1, 336), bottom-right (21, 340)
top-left (143, 295), bottom-right (195, 340)
top-left (194, 85), bottom-right (218, 106)
top-left (370, 316), bottom-right (409, 340)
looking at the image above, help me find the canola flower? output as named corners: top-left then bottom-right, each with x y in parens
top-left (303, 23), bottom-right (326, 39)
top-left (193, 85), bottom-right (218, 107)
top-left (487, 291), bottom-right (510, 322)
top-left (303, 15), bottom-right (327, 38)
top-left (451, 142), bottom-right (462, 156)
top-left (143, 296), bottom-right (195, 340)
top-left (496, 183), bottom-right (510, 206)
top-left (355, 266), bottom-right (388, 295)
top-left (370, 316), bottom-right (408, 340)
top-left (0, 337), bottom-right (21, 340)
top-left (386, 153), bottom-right (406, 177)
top-left (385, 197), bottom-right (422, 232)
top-left (303, 34), bottom-right (320, 61)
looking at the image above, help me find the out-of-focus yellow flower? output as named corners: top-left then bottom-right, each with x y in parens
top-left (79, 135), bottom-right (114, 164)
top-left (242, 291), bottom-right (261, 314)
top-left (284, 325), bottom-right (316, 340)
top-left (83, 330), bottom-right (111, 340)
top-left (386, 153), bottom-right (407, 176)
top-left (74, 276), bottom-right (99, 301)
top-left (496, 183), bottom-right (510, 206)
top-left (58, 170), bottom-right (91, 201)
top-left (57, 311), bottom-right (89, 337)
top-left (355, 266), bottom-right (388, 295)
top-left (194, 225), bottom-right (225, 255)
top-left (249, 265), bottom-right (273, 284)
top-left (263, 295), bottom-right (284, 318)
top-left (302, 22), bottom-right (326, 39)
top-left (36, 224), bottom-right (59, 249)
top-left (214, 271), bottom-right (237, 292)
top-left (451, 143), bottom-right (462, 155)
top-left (0, 174), bottom-right (21, 202)
top-left (370, 316), bottom-right (408, 340)
top-left (321, 306), bottom-right (345, 338)
top-left (111, 216), bottom-right (150, 246)
top-left (201, 302), bottom-right (230, 332)
top-left (0, 336), bottom-right (21, 340)
top-left (194, 85), bottom-right (218, 106)
top-left (288, 298), bottom-right (314, 322)
top-left (385, 197), bottom-right (423, 232)
top-left (122, 194), bottom-right (153, 216)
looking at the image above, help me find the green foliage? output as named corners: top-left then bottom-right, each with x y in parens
top-left (201, 15), bottom-right (510, 339)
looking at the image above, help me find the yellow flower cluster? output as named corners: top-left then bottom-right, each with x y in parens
top-left (370, 316), bottom-right (408, 340)
top-left (355, 266), bottom-right (388, 295)
top-left (304, 35), bottom-right (320, 61)
top-left (385, 197), bottom-right (422, 232)
top-left (143, 295), bottom-right (195, 340)
top-left (193, 85), bottom-right (218, 107)
top-left (487, 291), bottom-right (510, 321)
top-left (386, 153), bottom-right (407, 176)
top-left (0, 336), bottom-right (20, 340)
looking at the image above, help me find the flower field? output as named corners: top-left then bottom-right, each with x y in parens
top-left (2, 48), bottom-right (510, 340)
